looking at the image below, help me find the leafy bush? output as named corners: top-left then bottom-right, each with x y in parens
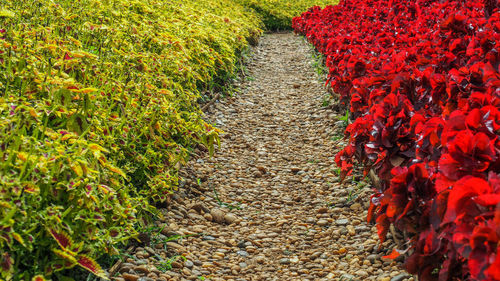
top-left (0, 0), bottom-right (262, 279)
top-left (236, 0), bottom-right (337, 30)
top-left (294, 0), bottom-right (500, 280)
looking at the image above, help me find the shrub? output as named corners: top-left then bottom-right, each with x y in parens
top-left (0, 0), bottom-right (261, 279)
top-left (236, 0), bottom-right (338, 30)
top-left (294, 0), bottom-right (500, 280)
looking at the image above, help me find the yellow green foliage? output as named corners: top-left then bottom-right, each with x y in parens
top-left (0, 0), bottom-right (261, 278)
top-left (236, 0), bottom-right (339, 30)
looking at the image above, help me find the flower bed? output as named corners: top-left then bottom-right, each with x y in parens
top-left (293, 0), bottom-right (500, 280)
top-left (0, 0), bottom-right (261, 279)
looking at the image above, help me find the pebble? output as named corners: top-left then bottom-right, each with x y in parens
top-left (203, 213), bottom-right (213, 221)
top-left (210, 208), bottom-right (225, 224)
top-left (255, 256), bottom-right (266, 264)
top-left (224, 213), bottom-right (238, 224)
top-left (347, 225), bottom-right (356, 236)
top-left (336, 218), bottom-right (349, 225)
top-left (317, 219), bottom-right (329, 226)
top-left (279, 258), bottom-right (291, 264)
top-left (122, 273), bottom-right (140, 281)
top-left (133, 265), bottom-right (149, 274)
top-left (341, 274), bottom-right (356, 280)
top-left (317, 207), bottom-right (328, 213)
top-left (391, 273), bottom-right (411, 281)
top-left (237, 250), bottom-right (249, 257)
top-left (184, 260), bottom-right (194, 268)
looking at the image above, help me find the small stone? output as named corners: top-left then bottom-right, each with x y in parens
top-left (317, 207), bottom-right (328, 213)
top-left (166, 242), bottom-right (184, 251)
top-left (231, 264), bottom-right (241, 273)
top-left (391, 274), bottom-right (411, 281)
top-left (182, 268), bottom-right (191, 275)
top-left (171, 261), bottom-right (183, 269)
top-left (203, 213), bottom-right (213, 221)
top-left (224, 213), bottom-right (238, 224)
top-left (256, 166), bottom-right (267, 174)
top-left (239, 262), bottom-right (248, 268)
top-left (310, 251), bottom-right (322, 260)
top-left (237, 240), bottom-right (247, 248)
top-left (144, 247), bottom-right (155, 256)
top-left (255, 255), bottom-right (266, 264)
top-left (279, 258), bottom-right (291, 264)
top-left (291, 167), bottom-right (300, 174)
top-left (134, 265), bottom-right (150, 274)
top-left (349, 203), bottom-right (362, 211)
top-left (336, 248), bottom-right (347, 255)
top-left (190, 203), bottom-right (204, 213)
top-left (210, 208), bottom-right (225, 224)
top-left (358, 270), bottom-right (369, 277)
top-left (347, 225), bottom-right (356, 236)
top-left (341, 274), bottom-right (355, 280)
top-left (317, 219), bottom-right (329, 226)
top-left (137, 278), bottom-right (154, 281)
top-left (202, 235), bottom-right (216, 241)
top-left (237, 250), bottom-right (249, 257)
top-left (336, 218), bottom-right (349, 225)
top-left (184, 260), bottom-right (194, 268)
top-left (122, 273), bottom-right (140, 281)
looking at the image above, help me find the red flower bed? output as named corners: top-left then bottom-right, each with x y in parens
top-left (293, 0), bottom-right (500, 280)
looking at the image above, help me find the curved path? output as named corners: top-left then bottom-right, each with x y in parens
top-left (114, 33), bottom-right (411, 281)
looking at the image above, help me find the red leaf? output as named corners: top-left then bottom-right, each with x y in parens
top-left (443, 177), bottom-right (492, 224)
top-left (48, 228), bottom-right (73, 250)
top-left (376, 213), bottom-right (390, 243)
top-left (0, 252), bottom-right (12, 272)
top-left (486, 246), bottom-right (500, 279)
top-left (474, 194), bottom-right (500, 206)
top-left (76, 255), bottom-right (106, 277)
top-left (383, 248), bottom-right (401, 259)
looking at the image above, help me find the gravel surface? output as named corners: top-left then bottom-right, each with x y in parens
top-left (112, 33), bottom-right (414, 281)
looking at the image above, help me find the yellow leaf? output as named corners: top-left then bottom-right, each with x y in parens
top-left (17, 152), bottom-right (28, 162)
top-left (88, 143), bottom-right (108, 153)
top-left (71, 162), bottom-right (84, 177)
top-left (106, 164), bottom-right (127, 178)
top-left (0, 9), bottom-right (15, 18)
top-left (70, 88), bottom-right (98, 94)
top-left (29, 108), bottom-right (38, 118)
top-left (12, 233), bottom-right (25, 246)
top-left (32, 275), bottom-right (47, 281)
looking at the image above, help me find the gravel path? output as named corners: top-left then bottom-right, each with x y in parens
top-left (113, 33), bottom-right (413, 281)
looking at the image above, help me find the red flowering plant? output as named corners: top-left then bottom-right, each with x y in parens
top-left (294, 0), bottom-right (500, 280)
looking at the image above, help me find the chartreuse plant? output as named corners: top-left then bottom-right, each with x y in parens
top-left (0, 0), bottom-right (262, 279)
top-left (233, 0), bottom-right (338, 30)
